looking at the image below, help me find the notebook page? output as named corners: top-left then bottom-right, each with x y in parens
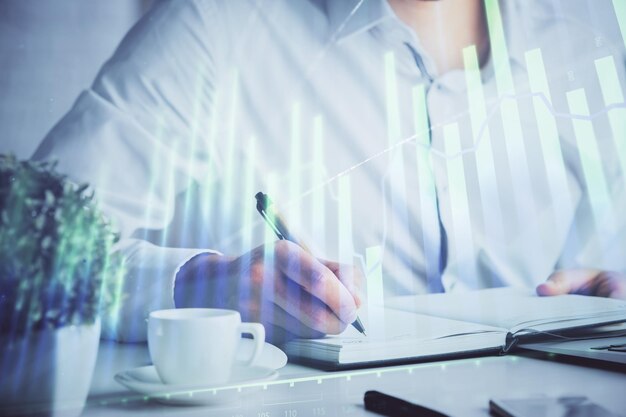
top-left (387, 287), bottom-right (626, 332)
top-left (298, 307), bottom-right (505, 349)
top-left (284, 307), bottom-right (507, 364)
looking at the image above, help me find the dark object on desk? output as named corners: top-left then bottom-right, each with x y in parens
top-left (489, 396), bottom-right (623, 417)
top-left (364, 390), bottom-right (449, 417)
top-left (254, 191), bottom-right (367, 336)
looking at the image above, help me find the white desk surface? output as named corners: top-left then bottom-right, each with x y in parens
top-left (83, 341), bottom-right (626, 417)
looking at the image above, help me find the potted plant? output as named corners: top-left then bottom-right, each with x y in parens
top-left (0, 155), bottom-right (124, 417)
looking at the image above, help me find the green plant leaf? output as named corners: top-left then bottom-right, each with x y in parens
top-left (0, 154), bottom-right (126, 336)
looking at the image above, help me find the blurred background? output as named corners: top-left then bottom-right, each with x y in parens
top-left (0, 0), bottom-right (157, 158)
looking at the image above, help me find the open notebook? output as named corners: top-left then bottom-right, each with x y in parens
top-left (284, 288), bottom-right (626, 369)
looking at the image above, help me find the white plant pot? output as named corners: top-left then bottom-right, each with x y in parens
top-left (0, 319), bottom-right (100, 417)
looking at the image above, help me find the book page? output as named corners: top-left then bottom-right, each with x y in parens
top-left (387, 287), bottom-right (626, 333)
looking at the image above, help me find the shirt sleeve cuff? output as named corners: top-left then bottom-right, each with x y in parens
top-left (101, 239), bottom-right (220, 342)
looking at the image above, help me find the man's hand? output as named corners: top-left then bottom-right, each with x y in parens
top-left (536, 269), bottom-right (626, 300)
top-left (174, 241), bottom-right (363, 344)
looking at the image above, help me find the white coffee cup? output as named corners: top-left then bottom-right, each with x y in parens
top-left (148, 308), bottom-right (265, 386)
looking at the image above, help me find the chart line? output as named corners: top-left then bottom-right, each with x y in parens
top-left (293, 91), bottom-right (626, 205)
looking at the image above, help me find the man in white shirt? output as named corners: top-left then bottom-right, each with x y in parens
top-left (33, 0), bottom-right (626, 343)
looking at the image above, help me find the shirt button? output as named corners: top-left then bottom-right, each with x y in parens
top-left (430, 80), bottom-right (444, 92)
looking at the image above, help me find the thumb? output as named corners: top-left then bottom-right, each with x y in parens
top-left (536, 269), bottom-right (601, 296)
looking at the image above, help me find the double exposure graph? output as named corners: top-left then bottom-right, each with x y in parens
top-left (99, 1), bottom-right (626, 334)
top-left (32, 1), bottom-right (620, 414)
top-left (4, 2), bottom-right (626, 417)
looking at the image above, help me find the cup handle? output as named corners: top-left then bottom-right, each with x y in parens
top-left (238, 322), bottom-right (265, 367)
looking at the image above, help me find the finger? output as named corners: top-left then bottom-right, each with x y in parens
top-left (274, 241), bottom-right (357, 324)
top-left (238, 250), bottom-right (343, 334)
top-left (320, 260), bottom-right (363, 308)
top-left (593, 271), bottom-right (626, 299)
top-left (272, 274), bottom-right (349, 334)
top-left (258, 301), bottom-right (326, 340)
top-left (536, 269), bottom-right (603, 296)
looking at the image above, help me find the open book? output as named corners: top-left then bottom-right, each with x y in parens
top-left (284, 288), bottom-right (626, 369)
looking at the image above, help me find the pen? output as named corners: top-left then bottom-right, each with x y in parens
top-left (364, 391), bottom-right (450, 417)
top-left (255, 191), bottom-right (367, 336)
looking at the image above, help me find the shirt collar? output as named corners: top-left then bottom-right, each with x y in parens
top-left (326, 0), bottom-right (391, 44)
top-left (326, 0), bottom-right (551, 73)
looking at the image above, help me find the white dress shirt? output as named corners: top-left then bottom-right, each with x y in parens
top-left (33, 0), bottom-right (626, 341)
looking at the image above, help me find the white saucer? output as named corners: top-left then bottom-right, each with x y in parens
top-left (115, 364), bottom-right (278, 405)
top-left (235, 339), bottom-right (287, 370)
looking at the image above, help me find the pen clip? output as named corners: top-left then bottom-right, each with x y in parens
top-left (255, 192), bottom-right (286, 240)
top-left (255, 192), bottom-right (310, 253)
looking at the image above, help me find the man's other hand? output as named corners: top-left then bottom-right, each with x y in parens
top-left (174, 241), bottom-right (363, 344)
top-left (536, 269), bottom-right (626, 300)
